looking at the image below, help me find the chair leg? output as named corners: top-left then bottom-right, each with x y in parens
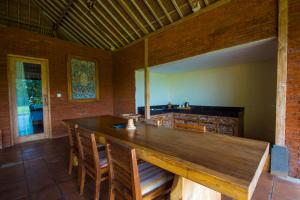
top-left (79, 166), bottom-right (86, 195)
top-left (68, 150), bottom-right (73, 175)
top-left (94, 180), bottom-right (100, 200)
top-left (77, 161), bottom-right (81, 186)
top-left (109, 184), bottom-right (114, 200)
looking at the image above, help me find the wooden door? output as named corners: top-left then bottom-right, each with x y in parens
top-left (8, 55), bottom-right (51, 144)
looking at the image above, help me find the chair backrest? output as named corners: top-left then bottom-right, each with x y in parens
top-left (174, 123), bottom-right (206, 133)
top-left (106, 138), bottom-right (142, 200)
top-left (67, 124), bottom-right (78, 149)
top-left (76, 127), bottom-right (100, 178)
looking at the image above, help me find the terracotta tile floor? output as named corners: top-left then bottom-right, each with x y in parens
top-left (0, 137), bottom-right (299, 200)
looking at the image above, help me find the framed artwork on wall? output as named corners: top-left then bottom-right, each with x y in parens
top-left (67, 56), bottom-right (99, 102)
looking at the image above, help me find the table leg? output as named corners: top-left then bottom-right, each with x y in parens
top-left (171, 175), bottom-right (221, 200)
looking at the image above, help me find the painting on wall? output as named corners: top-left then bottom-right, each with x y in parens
top-left (67, 56), bottom-right (99, 102)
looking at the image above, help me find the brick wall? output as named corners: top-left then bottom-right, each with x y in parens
top-left (286, 0), bottom-right (300, 178)
top-left (112, 41), bottom-right (144, 116)
top-left (148, 0), bottom-right (277, 66)
top-left (0, 27), bottom-right (113, 147)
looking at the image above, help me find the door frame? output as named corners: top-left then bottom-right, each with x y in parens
top-left (7, 54), bottom-right (52, 144)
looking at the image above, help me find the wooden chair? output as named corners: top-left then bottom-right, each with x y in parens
top-left (76, 127), bottom-right (108, 200)
top-left (174, 123), bottom-right (206, 133)
top-left (105, 138), bottom-right (174, 200)
top-left (67, 124), bottom-right (79, 175)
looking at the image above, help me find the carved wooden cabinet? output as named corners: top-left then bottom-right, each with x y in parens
top-left (150, 113), bottom-right (173, 128)
top-left (151, 113), bottom-right (243, 137)
top-left (174, 113), bottom-right (242, 137)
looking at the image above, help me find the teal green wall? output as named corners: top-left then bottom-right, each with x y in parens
top-left (135, 70), bottom-right (171, 108)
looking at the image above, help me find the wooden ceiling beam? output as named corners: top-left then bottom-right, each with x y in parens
top-left (72, 1), bottom-right (118, 49)
top-left (56, 0), bottom-right (111, 49)
top-left (157, 0), bottom-right (173, 23)
top-left (77, 0), bottom-right (122, 48)
top-left (131, 0), bottom-right (155, 31)
top-left (118, 0), bottom-right (149, 34)
top-left (52, 0), bottom-right (76, 35)
top-left (107, 0), bottom-right (141, 38)
top-left (92, 3), bottom-right (129, 45)
top-left (143, 0), bottom-right (164, 27)
top-left (67, 10), bottom-right (112, 50)
top-left (56, 1), bottom-right (110, 49)
top-left (36, 0), bottom-right (92, 46)
top-left (40, 0), bottom-right (100, 48)
top-left (85, 11), bottom-right (120, 49)
top-left (171, 0), bottom-right (184, 17)
top-left (41, 11), bottom-right (79, 42)
top-left (97, 0), bottom-right (135, 41)
top-left (33, 0), bottom-right (87, 46)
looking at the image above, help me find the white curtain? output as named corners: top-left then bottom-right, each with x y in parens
top-left (16, 61), bottom-right (31, 136)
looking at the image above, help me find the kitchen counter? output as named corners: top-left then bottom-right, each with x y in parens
top-left (137, 105), bottom-right (244, 118)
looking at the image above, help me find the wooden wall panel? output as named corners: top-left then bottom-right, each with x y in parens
top-left (286, 0), bottom-right (300, 178)
top-left (0, 27), bottom-right (113, 147)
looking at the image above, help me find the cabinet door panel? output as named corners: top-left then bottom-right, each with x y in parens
top-left (218, 124), bottom-right (234, 135)
top-left (201, 123), bottom-right (217, 132)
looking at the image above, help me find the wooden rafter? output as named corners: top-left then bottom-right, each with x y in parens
top-left (77, 0), bottom-right (122, 47)
top-left (72, 2), bottom-right (117, 49)
top-left (38, 0), bottom-right (98, 48)
top-left (131, 0), bottom-right (155, 31)
top-left (157, 0), bottom-right (173, 23)
top-left (44, 0), bottom-right (97, 47)
top-left (143, 0), bottom-right (164, 27)
top-left (45, 11), bottom-right (79, 42)
top-left (118, 0), bottom-right (149, 34)
top-left (52, 0), bottom-right (76, 35)
top-left (77, 0), bottom-right (122, 49)
top-left (57, 1), bottom-right (110, 49)
top-left (92, 3), bottom-right (129, 45)
top-left (68, 7), bottom-right (111, 49)
top-left (85, 10), bottom-right (120, 49)
top-left (107, 0), bottom-right (141, 38)
top-left (97, 0), bottom-right (135, 41)
top-left (33, 0), bottom-right (85, 45)
top-left (171, 0), bottom-right (184, 17)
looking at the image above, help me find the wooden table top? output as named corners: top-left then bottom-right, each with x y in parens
top-left (63, 115), bottom-right (269, 200)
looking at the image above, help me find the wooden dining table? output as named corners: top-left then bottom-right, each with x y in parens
top-left (63, 115), bottom-right (269, 200)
